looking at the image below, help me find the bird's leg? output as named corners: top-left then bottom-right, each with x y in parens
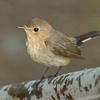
top-left (52, 66), bottom-right (62, 77)
top-left (36, 66), bottom-right (62, 86)
top-left (41, 66), bottom-right (62, 80)
top-left (35, 67), bottom-right (49, 86)
top-left (41, 67), bottom-right (49, 79)
top-left (45, 66), bottom-right (62, 79)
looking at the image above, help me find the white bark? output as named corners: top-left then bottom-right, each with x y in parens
top-left (0, 67), bottom-right (100, 100)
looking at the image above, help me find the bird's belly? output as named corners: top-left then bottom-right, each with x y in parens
top-left (43, 55), bottom-right (71, 67)
top-left (28, 48), bottom-right (71, 67)
top-left (27, 42), bottom-right (71, 67)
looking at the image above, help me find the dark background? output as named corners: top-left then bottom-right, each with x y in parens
top-left (0, 0), bottom-right (100, 86)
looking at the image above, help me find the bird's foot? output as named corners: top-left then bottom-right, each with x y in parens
top-left (35, 73), bottom-right (59, 86)
top-left (41, 73), bottom-right (58, 80)
top-left (42, 72), bottom-right (58, 79)
top-left (52, 72), bottom-right (58, 77)
top-left (35, 75), bottom-right (47, 86)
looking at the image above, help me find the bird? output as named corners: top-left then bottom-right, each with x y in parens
top-left (18, 18), bottom-right (100, 79)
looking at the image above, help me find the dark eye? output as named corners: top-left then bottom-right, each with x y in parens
top-left (34, 28), bottom-right (39, 32)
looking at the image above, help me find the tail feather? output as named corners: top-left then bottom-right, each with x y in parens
top-left (75, 30), bottom-right (100, 46)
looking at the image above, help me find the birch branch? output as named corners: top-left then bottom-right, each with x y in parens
top-left (0, 67), bottom-right (100, 100)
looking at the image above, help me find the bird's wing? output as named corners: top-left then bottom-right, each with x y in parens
top-left (45, 39), bottom-right (85, 59)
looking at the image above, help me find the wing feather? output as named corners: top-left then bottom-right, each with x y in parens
top-left (45, 40), bottom-right (85, 59)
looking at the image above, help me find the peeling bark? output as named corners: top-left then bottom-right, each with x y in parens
top-left (0, 67), bottom-right (100, 100)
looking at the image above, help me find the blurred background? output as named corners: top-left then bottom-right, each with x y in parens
top-left (0, 0), bottom-right (100, 86)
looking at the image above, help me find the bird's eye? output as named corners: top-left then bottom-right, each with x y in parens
top-left (34, 28), bottom-right (39, 32)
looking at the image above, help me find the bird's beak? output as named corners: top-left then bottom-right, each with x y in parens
top-left (18, 26), bottom-right (29, 30)
top-left (18, 26), bottom-right (31, 31)
top-left (18, 26), bottom-right (26, 29)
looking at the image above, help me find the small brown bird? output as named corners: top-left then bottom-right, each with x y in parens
top-left (18, 18), bottom-right (100, 79)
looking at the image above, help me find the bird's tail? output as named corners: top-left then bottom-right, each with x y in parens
top-left (75, 30), bottom-right (100, 46)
